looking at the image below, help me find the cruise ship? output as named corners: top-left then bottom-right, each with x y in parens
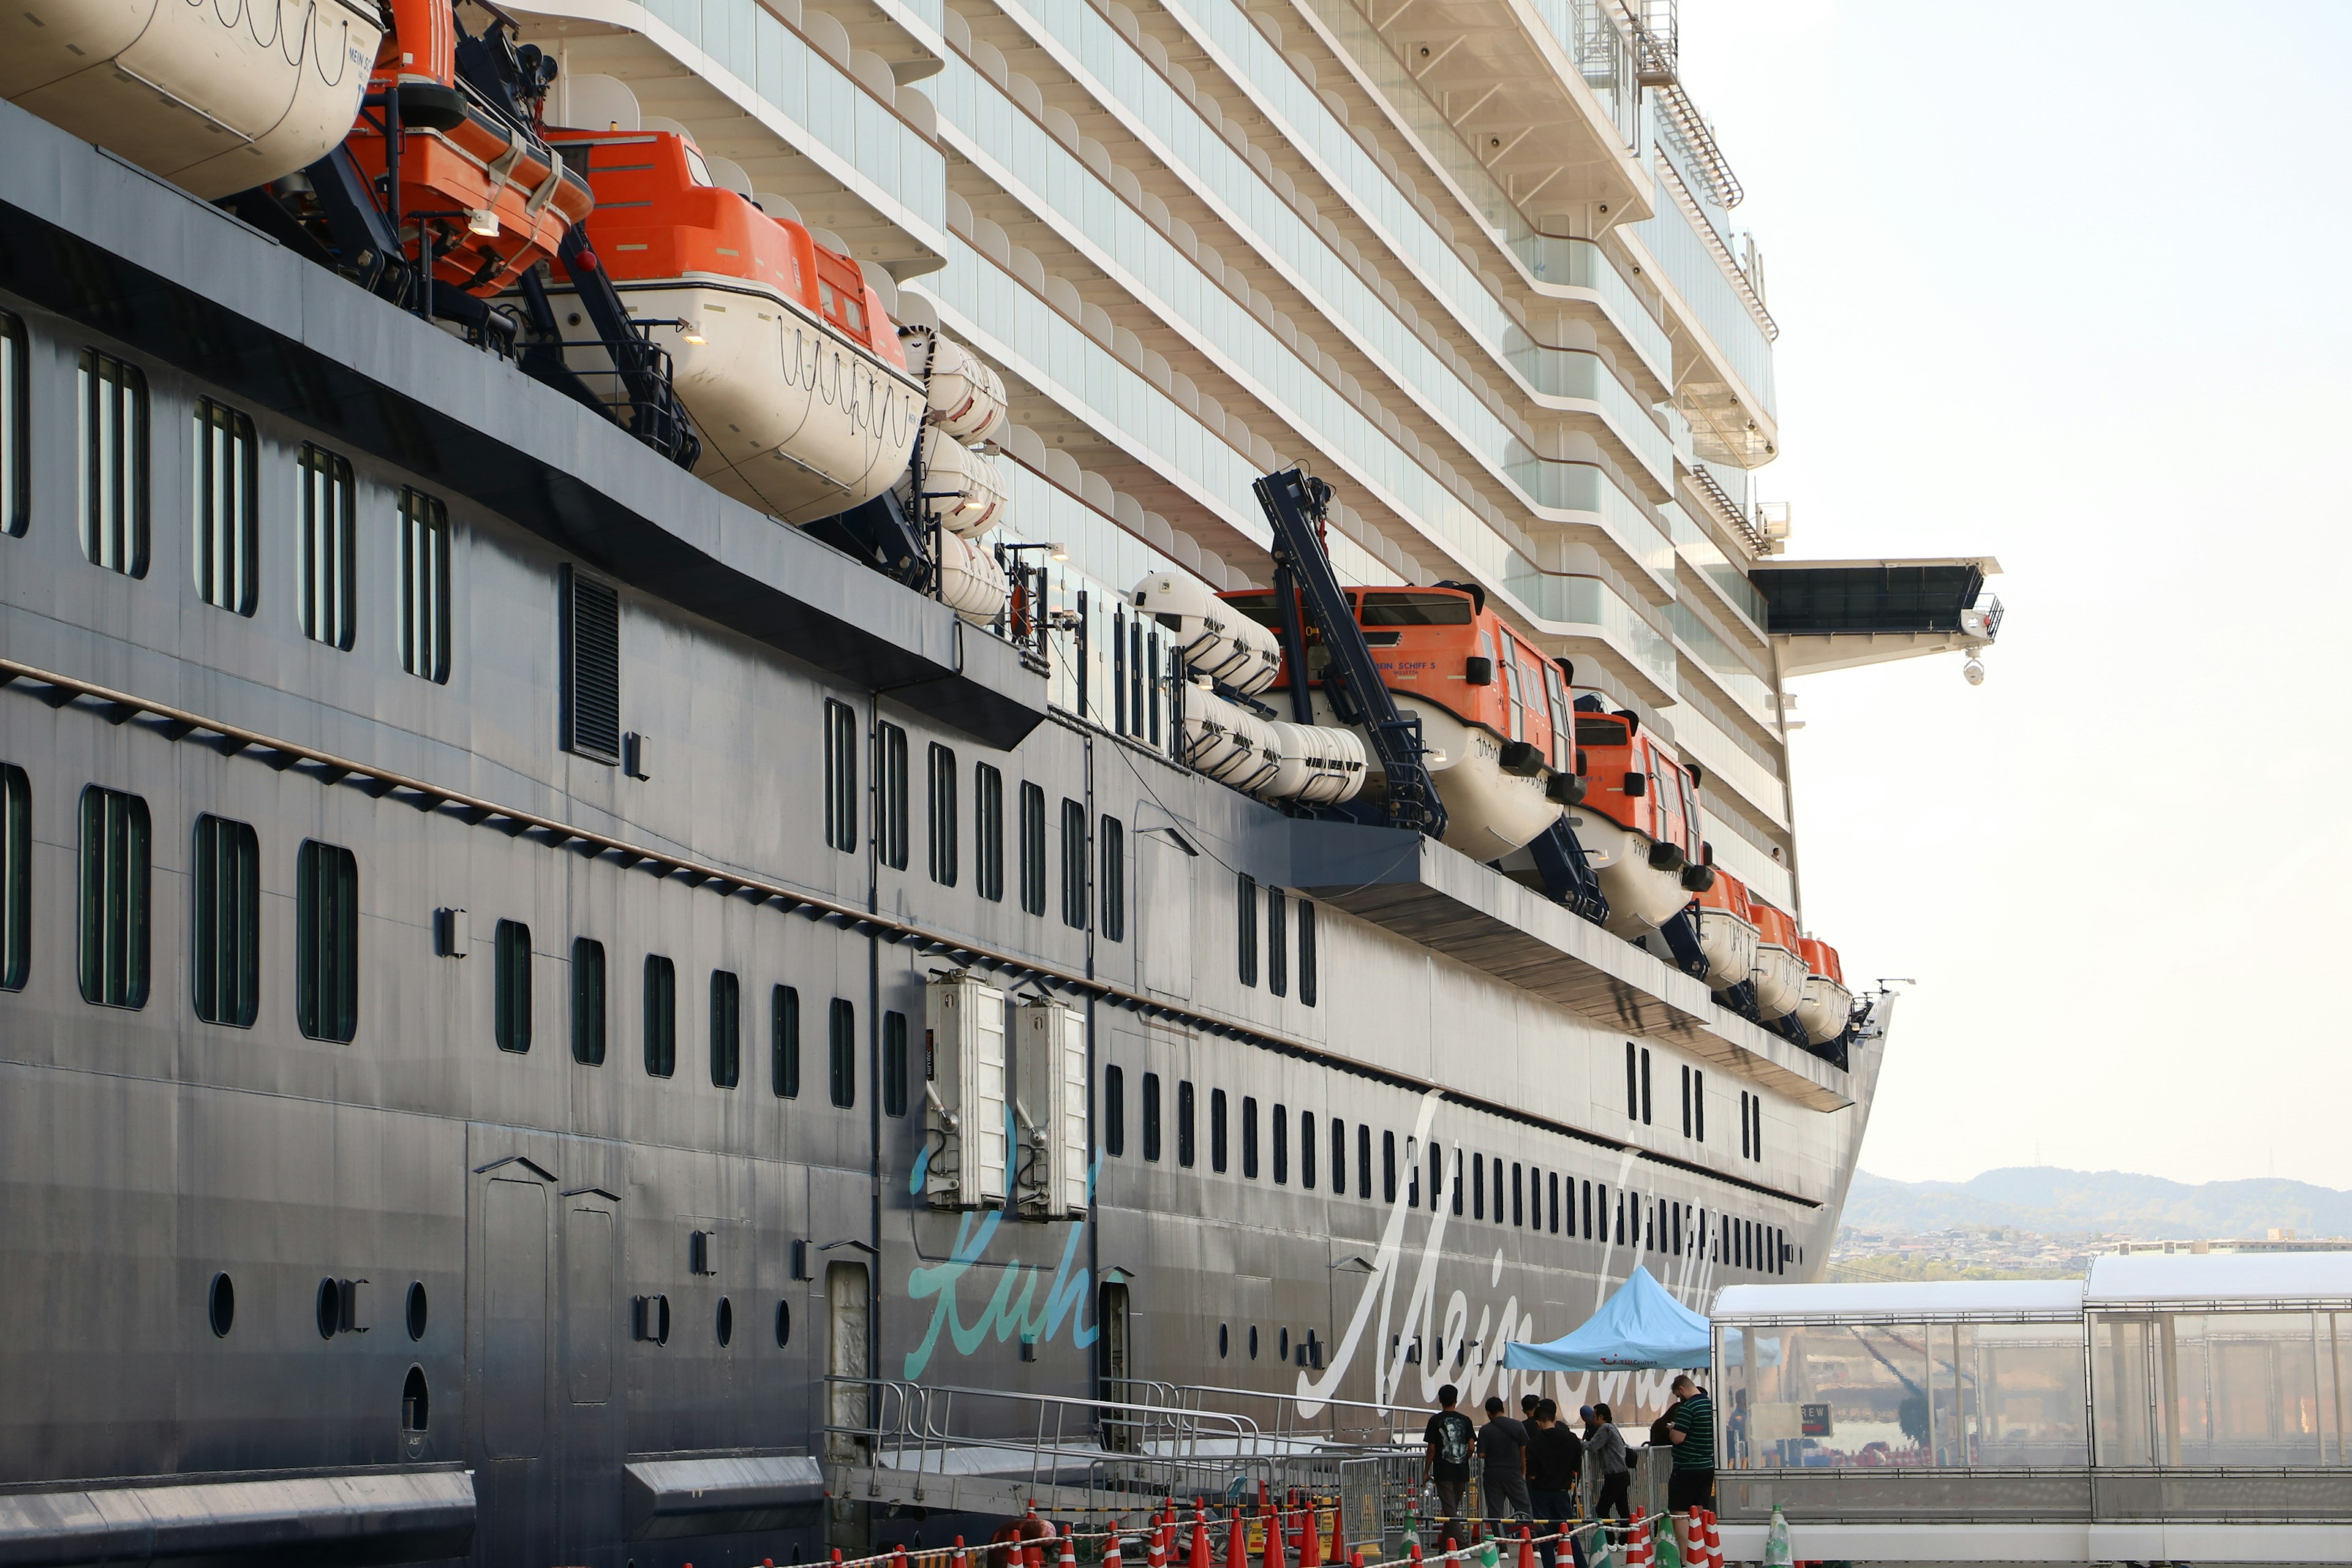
top-left (0, 0), bottom-right (1999, 1559)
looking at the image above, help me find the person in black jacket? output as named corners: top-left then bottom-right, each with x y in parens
top-left (1524, 1398), bottom-right (1585, 1568)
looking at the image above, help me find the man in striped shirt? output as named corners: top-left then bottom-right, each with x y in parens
top-left (1664, 1372), bottom-right (1717, 1546)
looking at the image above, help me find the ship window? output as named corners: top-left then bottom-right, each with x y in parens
top-left (1126, 617), bottom-right (1143, 737)
top-left (294, 840), bottom-right (358, 1041)
top-left (1680, 1065), bottom-right (1692, 1136)
top-left (1018, 782), bottom-right (1046, 916)
top-left (1142, 1072), bottom-right (1161, 1161)
top-left (1103, 1065), bottom-right (1125, 1156)
top-left (878, 723), bottom-right (909, 872)
top-left (209, 1273), bottom-right (236, 1337)
top-left (0, 312), bottom-right (24, 538)
top-left (975, 763), bottom-right (1004, 902)
top-left (1112, 608), bottom-right (1128, 734)
top-left (1147, 631), bottom-right (1162, 745)
top-left (1355, 592), bottom-right (1472, 626)
top-left (493, 919), bottom-right (531, 1054)
top-left (1099, 816), bottom-right (1125, 942)
top-left (1575, 718), bottom-right (1629, 747)
top-left (1428, 1142), bottom-right (1442, 1213)
top-left (397, 488), bottom-right (451, 682)
top-left (192, 399), bottom-right (258, 615)
top-left (1060, 797), bottom-right (1087, 929)
top-left (1300, 1110), bottom-right (1317, 1189)
top-left (190, 814), bottom-right (259, 1027)
top-left (1641, 1048), bottom-right (1653, 1124)
top-left (710, 970), bottom-right (742, 1088)
top-left (1512, 1163), bottom-right (1523, 1227)
top-left (1358, 1124), bottom-right (1372, 1199)
top-left (78, 349), bottom-right (148, 577)
top-left (1176, 1079), bottom-right (1196, 1167)
top-left (1266, 887), bottom-right (1287, 997)
top-left (881, 1009), bottom-right (906, 1115)
top-left (1382, 1130), bottom-right (1396, 1203)
top-left (1452, 1150), bottom-right (1464, 1216)
top-left (771, 985), bottom-right (799, 1098)
top-left (1242, 1096), bottom-right (1259, 1179)
top-left (1218, 1323), bottom-right (1228, 1358)
top-left (1583, 1180), bottom-right (1593, 1239)
top-left (298, 444), bottom-right (356, 649)
top-left (1626, 1042), bottom-right (1639, 1120)
top-left (642, 955), bottom-right (676, 1077)
top-left (77, 786), bottom-right (151, 1009)
top-left (1272, 1104), bottom-right (1289, 1185)
top-left (1297, 900), bottom-right (1317, 1006)
top-left (571, 938), bottom-right (606, 1065)
top-left (1752, 1095), bottom-right (1764, 1161)
top-left (562, 568), bottom-right (622, 764)
top-left (823, 699), bottom-right (858, 853)
top-left (0, 764), bottom-right (26, 991)
top-left (1210, 1087), bottom-right (1228, 1172)
top-left (927, 744), bottom-right (958, 886)
top-left (1236, 873), bottom-right (1257, 986)
top-left (1739, 1091), bottom-right (1751, 1157)
top-left (1329, 1117), bottom-right (1344, 1194)
top-left (1693, 1070), bottom-right (1705, 1141)
top-left (1471, 1153), bottom-right (1485, 1219)
top-left (1673, 1203), bottom-right (1684, 1256)
top-left (1249, 1325), bottom-right (1259, 1360)
top-left (827, 997), bottom-right (855, 1107)
top-left (1549, 1171), bottom-right (1561, 1233)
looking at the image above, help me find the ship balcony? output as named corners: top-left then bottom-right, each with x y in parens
top-left (1752, 556), bottom-right (2004, 677)
top-left (1622, 157), bottom-right (1780, 468)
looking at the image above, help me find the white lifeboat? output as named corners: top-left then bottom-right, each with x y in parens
top-left (1793, 937), bottom-right (1855, 1048)
top-left (1256, 720), bottom-right (1367, 805)
top-left (908, 428), bottom-right (1010, 538)
top-left (933, 529), bottom-right (1010, 625)
top-left (1133, 572), bottom-right (1282, 696)
top-left (1691, 864), bottom-right (1762, 995)
top-left (916, 335), bottom-right (1009, 444)
top-left (1178, 682), bottom-right (1280, 793)
top-left (1748, 900), bottom-right (1807, 1020)
top-left (1, 0), bottom-right (385, 199)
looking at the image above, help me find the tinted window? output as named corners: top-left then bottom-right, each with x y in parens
top-left (828, 997), bottom-right (856, 1107)
top-left (570, 939), bottom-right (606, 1064)
top-left (494, 919), bottom-right (531, 1053)
top-left (710, 970), bottom-right (741, 1088)
top-left (190, 814), bottom-right (258, 1027)
top-left (1357, 592), bottom-right (1472, 626)
top-left (771, 986), bottom-right (799, 1097)
top-left (78, 786), bottom-right (150, 1009)
top-left (295, 840), bottom-right (358, 1041)
top-left (642, 955), bottom-right (676, 1077)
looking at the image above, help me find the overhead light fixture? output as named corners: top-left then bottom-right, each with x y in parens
top-left (1047, 541), bottom-right (1069, 561)
top-left (679, 322), bottom-right (706, 345)
top-left (466, 208), bottom-right (499, 236)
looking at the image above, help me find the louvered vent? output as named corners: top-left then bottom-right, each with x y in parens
top-left (564, 568), bottom-right (621, 764)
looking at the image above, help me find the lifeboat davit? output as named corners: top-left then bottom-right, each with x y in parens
top-left (543, 125), bottom-right (923, 524)
top-left (1692, 865), bottom-right (1761, 996)
top-left (1565, 701), bottom-right (1714, 932)
top-left (1748, 899), bottom-right (1807, 1020)
top-left (1219, 584), bottom-right (1580, 858)
top-left (1793, 937), bottom-right (1854, 1048)
top-left (0, 0), bottom-right (384, 198)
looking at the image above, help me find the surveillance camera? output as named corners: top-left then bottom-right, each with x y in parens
top-left (1962, 658), bottom-right (1986, 687)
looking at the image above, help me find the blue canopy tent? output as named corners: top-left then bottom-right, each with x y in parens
top-left (1500, 1266), bottom-right (1712, 1371)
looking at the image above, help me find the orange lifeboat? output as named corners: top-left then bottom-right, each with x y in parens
top-left (541, 126), bottom-right (924, 524)
top-left (1748, 900), bottom-right (1807, 1021)
top-left (1566, 702), bottom-right (1714, 932)
top-left (1223, 584), bottom-right (1581, 858)
top-left (1691, 865), bottom-right (1760, 997)
top-left (1793, 937), bottom-right (1854, 1047)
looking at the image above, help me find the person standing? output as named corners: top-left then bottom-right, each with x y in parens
top-left (1583, 1402), bottom-right (1631, 1522)
top-left (1664, 1373), bottom-right (1717, 1554)
top-left (1525, 1398), bottom-right (1585, 1568)
top-left (1423, 1384), bottom-right (1477, 1547)
top-left (1479, 1396), bottom-right (1534, 1529)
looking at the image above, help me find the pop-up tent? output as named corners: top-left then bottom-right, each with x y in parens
top-left (1499, 1265), bottom-right (1711, 1371)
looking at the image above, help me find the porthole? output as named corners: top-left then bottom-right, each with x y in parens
top-left (1248, 1326), bottom-right (1259, 1360)
top-left (1218, 1324), bottom-right (1229, 1359)
top-left (716, 1296), bottom-right (734, 1348)
top-left (407, 1281), bottom-right (429, 1341)
top-left (1279, 1327), bottom-right (1291, 1361)
top-left (401, 1365), bottom-right (430, 1432)
top-left (317, 1277), bottom-right (342, 1340)
top-left (208, 1273), bottom-right (236, 1338)
top-left (775, 1299), bottom-right (791, 1348)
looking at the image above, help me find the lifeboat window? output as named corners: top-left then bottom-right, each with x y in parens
top-left (1501, 656), bottom-right (1523, 739)
top-left (1141, 1072), bottom-right (1161, 1162)
top-left (1356, 592), bottom-right (1472, 626)
top-left (771, 985), bottom-right (799, 1099)
top-left (1176, 1079), bottom-right (1195, 1167)
top-left (1575, 717), bottom-right (1629, 747)
top-left (1235, 874), bottom-right (1258, 987)
top-left (842, 293), bottom-right (867, 334)
top-left (682, 145), bottom-right (716, 186)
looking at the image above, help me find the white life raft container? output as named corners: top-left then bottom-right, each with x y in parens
top-left (1131, 571), bottom-right (1281, 696)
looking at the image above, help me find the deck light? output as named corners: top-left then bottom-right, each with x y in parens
top-left (466, 208), bottom-right (499, 236)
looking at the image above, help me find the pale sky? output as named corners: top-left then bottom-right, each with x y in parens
top-left (1676, 1), bottom-right (2352, 1186)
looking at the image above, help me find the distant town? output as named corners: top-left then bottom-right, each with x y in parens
top-left (1830, 1223), bottom-right (2352, 1282)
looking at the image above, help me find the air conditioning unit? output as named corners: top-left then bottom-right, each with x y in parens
top-left (1015, 998), bottom-right (1090, 1221)
top-left (924, 972), bottom-right (1008, 1208)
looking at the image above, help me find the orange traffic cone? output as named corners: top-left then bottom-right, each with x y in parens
top-left (1300, 1507), bottom-right (1322, 1568)
top-left (1227, 1509), bottom-right (1251, 1568)
top-left (1191, 1510), bottom-right (1213, 1568)
top-left (1329, 1501), bottom-right (1346, 1567)
top-left (954, 1538), bottom-right (970, 1568)
top-left (1107, 1537), bottom-right (1125, 1568)
top-left (1265, 1510), bottom-right (1286, 1568)
top-left (1624, 1518), bottom-right (1651, 1568)
top-left (1061, 1537), bottom-right (1080, 1568)
top-left (1518, 1529), bottom-right (1537, 1568)
top-left (1147, 1526), bottom-right (1166, 1568)
top-left (1704, 1510), bottom-right (1724, 1568)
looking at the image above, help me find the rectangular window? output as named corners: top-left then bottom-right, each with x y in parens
top-left (1430, 1142), bottom-right (1443, 1213)
top-left (1382, 1130), bottom-right (1396, 1204)
top-left (1359, 1124), bottom-right (1372, 1199)
top-left (1740, 1091), bottom-right (1751, 1158)
top-left (1681, 1065), bottom-right (1692, 1137)
top-left (878, 723), bottom-right (909, 872)
top-left (642, 954), bottom-right (676, 1077)
top-left (1272, 1103), bottom-right (1290, 1185)
top-left (1099, 815), bottom-right (1125, 941)
top-left (1142, 1071), bottom-right (1162, 1161)
top-left (79, 349), bottom-right (147, 576)
top-left (295, 839), bottom-right (358, 1041)
top-left (975, 763), bottom-right (1004, 901)
top-left (0, 313), bottom-right (25, 537)
top-left (77, 786), bottom-right (151, 1009)
top-left (1329, 1117), bottom-right (1345, 1194)
top-left (1266, 887), bottom-right (1287, 997)
top-left (1472, 1153), bottom-right (1485, 1219)
top-left (1060, 797), bottom-right (1087, 929)
top-left (823, 699), bottom-right (858, 853)
top-left (710, 970), bottom-right (742, 1088)
top-left (297, 443), bottom-right (356, 649)
top-left (1104, 1063), bottom-right (1126, 1156)
top-left (1237, 873), bottom-right (1257, 986)
top-left (1408, 1137), bottom-right (1421, 1208)
top-left (1452, 1150), bottom-right (1464, 1216)
top-left (190, 814), bottom-right (258, 1027)
top-left (1494, 1157), bottom-right (1505, 1224)
top-left (562, 568), bottom-right (621, 764)
top-left (1512, 1163), bottom-right (1524, 1227)
top-left (1641, 1047), bottom-right (1653, 1125)
top-left (1626, 1041), bottom-right (1639, 1120)
top-left (1298, 900), bottom-right (1317, 1006)
top-left (1019, 782), bottom-right (1046, 916)
top-left (0, 764), bottom-right (28, 991)
top-left (1550, 1172), bottom-right (1562, 1234)
top-left (771, 985), bottom-right (799, 1097)
top-left (1693, 1070), bottom-right (1705, 1141)
top-left (1177, 1079), bottom-right (1196, 1166)
top-left (828, 997), bottom-right (856, 1107)
top-left (1241, 1095), bottom-right (1259, 1178)
top-left (1752, 1095), bottom-right (1764, 1161)
top-left (1673, 1203), bottom-right (1684, 1256)
top-left (927, 743), bottom-right (958, 886)
top-left (1583, 1180), bottom-right (1593, 1240)
top-left (1301, 1110), bottom-right (1319, 1190)
top-left (881, 1009), bottom-right (907, 1115)
top-left (191, 399), bottom-right (258, 615)
top-left (1210, 1087), bottom-right (1229, 1172)
top-left (494, 918), bottom-right (532, 1053)
top-left (571, 938), bottom-right (606, 1065)
top-left (1148, 631), bottom-right (1162, 744)
top-left (397, 487), bottom-right (451, 682)
top-left (1114, 608), bottom-right (1128, 734)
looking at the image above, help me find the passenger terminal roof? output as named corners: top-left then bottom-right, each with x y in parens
top-left (2084, 1251), bottom-right (2352, 1306)
top-left (1710, 1279), bottom-right (2084, 1323)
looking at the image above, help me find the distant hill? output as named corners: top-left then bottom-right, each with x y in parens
top-left (1838, 1167), bottom-right (2352, 1241)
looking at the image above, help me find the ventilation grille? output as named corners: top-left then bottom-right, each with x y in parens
top-left (565, 568), bottom-right (621, 764)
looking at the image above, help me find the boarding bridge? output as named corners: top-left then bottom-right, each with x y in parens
top-left (1710, 1254), bottom-right (2352, 1563)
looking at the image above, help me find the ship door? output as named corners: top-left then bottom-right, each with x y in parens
top-left (471, 1156), bottom-right (557, 1568)
top-left (1099, 1281), bottom-right (1136, 1452)
top-left (824, 1261), bottom-right (871, 1461)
